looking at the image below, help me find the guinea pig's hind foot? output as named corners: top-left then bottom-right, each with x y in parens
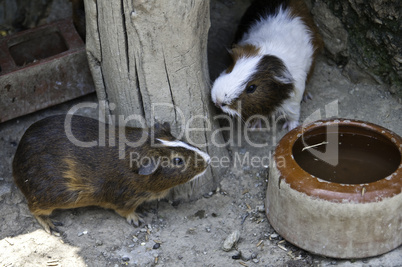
top-left (116, 209), bottom-right (145, 227)
top-left (35, 215), bottom-right (62, 236)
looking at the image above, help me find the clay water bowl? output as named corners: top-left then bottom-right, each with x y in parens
top-left (266, 119), bottom-right (402, 259)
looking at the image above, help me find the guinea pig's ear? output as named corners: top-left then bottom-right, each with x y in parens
top-left (153, 121), bottom-right (171, 133)
top-left (275, 68), bottom-right (294, 85)
top-left (162, 122), bottom-right (171, 132)
top-left (138, 158), bottom-right (159, 176)
top-left (154, 122), bottom-right (162, 130)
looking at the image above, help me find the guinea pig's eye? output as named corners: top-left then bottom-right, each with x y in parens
top-left (172, 157), bottom-right (184, 166)
top-left (246, 84), bottom-right (257, 94)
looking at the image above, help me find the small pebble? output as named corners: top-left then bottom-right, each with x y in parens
top-left (255, 205), bottom-right (265, 213)
top-left (232, 251), bottom-right (242, 260)
top-left (78, 231), bottom-right (88, 237)
top-left (203, 191), bottom-right (213, 198)
top-left (141, 242), bottom-right (146, 246)
top-left (95, 240), bottom-right (103, 246)
top-left (222, 230), bottom-right (240, 251)
top-left (253, 259), bottom-right (259, 263)
top-left (153, 243), bottom-right (161, 249)
top-left (122, 256), bottom-right (130, 262)
top-left (270, 233), bottom-right (279, 239)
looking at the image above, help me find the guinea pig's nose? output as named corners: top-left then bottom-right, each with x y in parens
top-left (215, 101), bottom-right (227, 109)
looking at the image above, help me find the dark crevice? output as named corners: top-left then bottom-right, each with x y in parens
top-left (134, 62), bottom-right (146, 118)
top-left (162, 48), bottom-right (178, 123)
top-left (120, 0), bottom-right (130, 74)
top-left (95, 3), bottom-right (110, 111)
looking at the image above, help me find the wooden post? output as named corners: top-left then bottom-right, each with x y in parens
top-left (84, 0), bottom-right (228, 200)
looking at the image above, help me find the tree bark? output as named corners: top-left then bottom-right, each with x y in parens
top-left (84, 0), bottom-right (228, 200)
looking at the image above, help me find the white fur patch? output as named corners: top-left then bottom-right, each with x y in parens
top-left (156, 139), bottom-right (210, 164)
top-left (211, 55), bottom-right (263, 107)
top-left (221, 105), bottom-right (241, 117)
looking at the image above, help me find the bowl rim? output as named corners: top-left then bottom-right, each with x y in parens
top-left (274, 118), bottom-right (402, 203)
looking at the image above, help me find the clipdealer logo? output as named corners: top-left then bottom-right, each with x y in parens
top-left (62, 99), bottom-right (341, 167)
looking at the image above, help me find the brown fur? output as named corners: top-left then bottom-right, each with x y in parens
top-left (13, 115), bottom-right (209, 234)
top-left (226, 44), bottom-right (261, 73)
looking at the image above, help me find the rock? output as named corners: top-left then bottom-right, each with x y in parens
top-left (315, 0), bottom-right (401, 96)
top-left (311, 2), bottom-right (349, 63)
top-left (342, 60), bottom-right (378, 84)
top-left (222, 230), bottom-right (240, 252)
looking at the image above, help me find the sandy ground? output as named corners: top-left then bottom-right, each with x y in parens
top-left (0, 55), bottom-right (401, 267)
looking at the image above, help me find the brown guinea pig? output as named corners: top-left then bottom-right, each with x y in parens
top-left (13, 115), bottom-right (210, 235)
top-left (211, 0), bottom-right (323, 130)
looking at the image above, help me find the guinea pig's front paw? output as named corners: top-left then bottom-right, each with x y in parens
top-left (282, 120), bottom-right (299, 131)
top-left (302, 92), bottom-right (313, 102)
top-left (125, 211), bottom-right (145, 227)
top-left (35, 215), bottom-right (63, 236)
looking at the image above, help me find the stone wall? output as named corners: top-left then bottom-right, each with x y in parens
top-left (0, 0), bottom-right (71, 34)
top-left (311, 0), bottom-right (401, 96)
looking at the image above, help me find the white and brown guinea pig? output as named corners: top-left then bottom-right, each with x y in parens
top-left (211, 0), bottom-right (323, 130)
top-left (13, 115), bottom-right (210, 235)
